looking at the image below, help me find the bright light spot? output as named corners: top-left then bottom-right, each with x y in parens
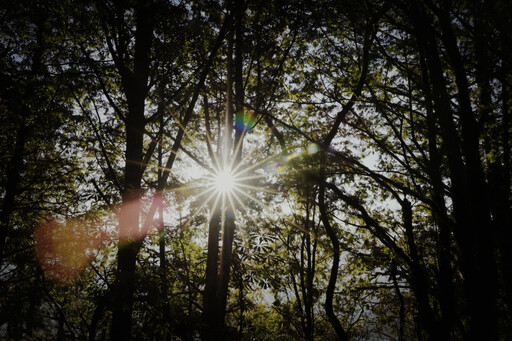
top-left (214, 168), bottom-right (236, 194)
top-left (307, 143), bottom-right (319, 154)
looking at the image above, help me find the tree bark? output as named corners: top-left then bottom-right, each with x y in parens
top-left (216, 0), bottom-right (246, 327)
top-left (0, 121), bottom-right (29, 258)
top-left (110, 1), bottom-right (153, 339)
top-left (203, 208), bottom-right (222, 336)
top-left (203, 3), bottom-right (245, 337)
top-left (402, 199), bottom-right (440, 340)
top-left (0, 14), bottom-right (47, 258)
top-left (318, 171), bottom-right (349, 341)
top-left (409, 2), bottom-right (498, 338)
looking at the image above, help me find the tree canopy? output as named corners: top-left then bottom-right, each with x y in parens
top-left (1, 0), bottom-right (511, 340)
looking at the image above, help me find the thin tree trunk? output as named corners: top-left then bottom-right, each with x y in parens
top-left (0, 122), bottom-right (29, 257)
top-left (203, 208), bottom-right (222, 336)
top-left (498, 71), bottom-right (512, 311)
top-left (318, 164), bottom-right (349, 341)
top-left (213, 0), bottom-right (246, 332)
top-left (419, 48), bottom-right (456, 337)
top-left (391, 260), bottom-right (405, 341)
top-left (0, 14), bottom-right (47, 258)
top-left (402, 199), bottom-right (440, 340)
top-left (203, 19), bottom-right (235, 340)
top-left (213, 13), bottom-right (236, 329)
top-left (158, 136), bottom-right (171, 341)
top-left (409, 3), bottom-right (498, 338)
top-left (216, 212), bottom-right (236, 325)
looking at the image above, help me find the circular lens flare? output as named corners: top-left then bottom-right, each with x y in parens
top-left (214, 168), bottom-right (235, 194)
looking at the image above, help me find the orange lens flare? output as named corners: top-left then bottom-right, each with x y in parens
top-left (35, 218), bottom-right (106, 282)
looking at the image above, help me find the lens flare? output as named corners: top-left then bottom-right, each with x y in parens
top-left (235, 111), bottom-right (256, 132)
top-left (34, 218), bottom-right (106, 282)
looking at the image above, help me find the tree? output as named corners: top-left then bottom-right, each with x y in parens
top-left (1, 0), bottom-right (511, 340)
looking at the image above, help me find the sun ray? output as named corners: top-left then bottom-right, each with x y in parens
top-left (286, 219), bottom-right (311, 235)
top-left (231, 173), bottom-right (270, 182)
top-left (227, 124), bottom-right (250, 171)
top-left (231, 185), bottom-right (267, 208)
top-left (226, 191), bottom-right (240, 215)
top-left (233, 141), bottom-right (308, 175)
top-left (190, 185), bottom-right (216, 198)
top-left (236, 183), bottom-right (280, 195)
top-left (230, 148), bottom-right (295, 176)
top-left (204, 124), bottom-right (222, 171)
top-left (220, 191), bottom-right (228, 233)
top-left (163, 104), bottom-right (205, 154)
top-left (206, 192), bottom-right (222, 225)
top-left (180, 188), bottom-right (219, 230)
top-left (228, 189), bottom-right (249, 213)
top-left (161, 104), bottom-right (222, 177)
top-left (171, 182), bottom-right (211, 192)
top-left (230, 150), bottom-right (275, 176)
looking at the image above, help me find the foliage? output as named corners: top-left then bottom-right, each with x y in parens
top-left (1, 0), bottom-right (510, 340)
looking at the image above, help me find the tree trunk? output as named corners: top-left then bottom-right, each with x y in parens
top-left (402, 199), bottom-right (440, 340)
top-left (419, 49), bottom-right (457, 337)
top-left (158, 138), bottom-right (171, 340)
top-left (216, 211), bottom-right (236, 325)
top-left (215, 0), bottom-right (246, 327)
top-left (203, 208), bottom-right (222, 336)
top-left (0, 121), bottom-right (29, 258)
top-left (109, 1), bottom-right (153, 339)
top-left (203, 3), bottom-right (245, 337)
top-left (409, 3), bottom-right (498, 338)
top-left (0, 15), bottom-right (47, 258)
top-left (318, 165), bottom-right (349, 341)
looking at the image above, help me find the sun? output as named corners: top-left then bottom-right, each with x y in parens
top-left (213, 167), bottom-right (237, 195)
top-left (172, 145), bottom-right (286, 227)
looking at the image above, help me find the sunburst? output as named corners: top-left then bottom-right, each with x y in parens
top-left (173, 156), bottom-right (271, 230)
top-left (203, 162), bottom-right (250, 214)
top-left (163, 107), bottom-right (320, 231)
top-left (210, 167), bottom-right (238, 196)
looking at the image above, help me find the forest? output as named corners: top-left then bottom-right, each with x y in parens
top-left (0, 0), bottom-right (511, 340)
